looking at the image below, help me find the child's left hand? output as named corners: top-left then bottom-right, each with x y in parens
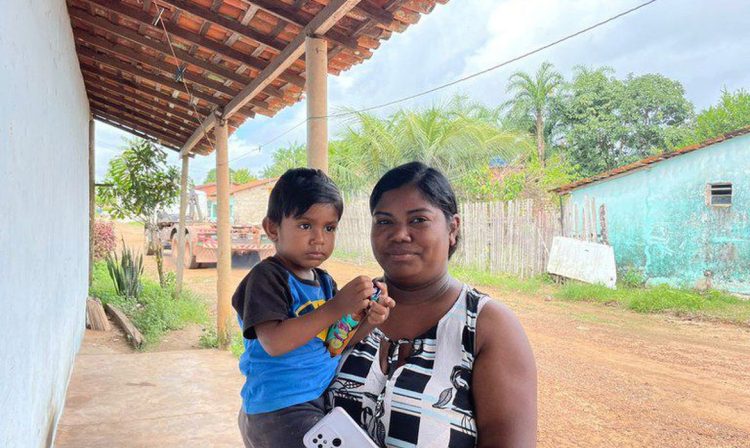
top-left (365, 281), bottom-right (395, 326)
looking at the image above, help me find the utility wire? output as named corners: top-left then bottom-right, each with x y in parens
top-left (221, 0), bottom-right (658, 167)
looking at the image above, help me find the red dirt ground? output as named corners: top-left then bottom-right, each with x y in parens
top-left (112, 222), bottom-right (750, 447)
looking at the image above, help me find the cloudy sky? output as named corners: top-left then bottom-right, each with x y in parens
top-left (94, 0), bottom-right (750, 183)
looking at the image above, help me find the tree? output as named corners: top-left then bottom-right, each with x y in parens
top-left (98, 138), bottom-right (180, 287)
top-left (620, 73), bottom-right (694, 152)
top-left (261, 143), bottom-right (307, 178)
top-left (203, 167), bottom-right (257, 184)
top-left (689, 88), bottom-right (750, 144)
top-left (557, 67), bottom-right (694, 177)
top-left (504, 62), bottom-right (563, 167)
top-left (259, 99), bottom-right (532, 200)
top-left (333, 98), bottom-right (533, 199)
top-left (232, 168), bottom-right (256, 184)
top-left (203, 168), bottom-right (218, 184)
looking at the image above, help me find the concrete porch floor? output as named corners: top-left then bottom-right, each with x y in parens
top-left (55, 333), bottom-right (244, 447)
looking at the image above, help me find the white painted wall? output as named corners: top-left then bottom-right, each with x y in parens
top-left (0, 1), bottom-right (90, 447)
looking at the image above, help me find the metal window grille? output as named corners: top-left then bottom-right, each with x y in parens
top-left (708, 182), bottom-right (732, 206)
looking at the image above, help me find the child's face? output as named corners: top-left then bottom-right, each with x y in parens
top-left (265, 203), bottom-right (340, 277)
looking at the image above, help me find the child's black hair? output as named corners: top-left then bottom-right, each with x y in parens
top-left (266, 168), bottom-right (344, 223)
top-left (369, 161), bottom-right (460, 257)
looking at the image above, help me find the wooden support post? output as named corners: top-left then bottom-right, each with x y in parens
top-left (215, 117), bottom-right (232, 348)
top-left (305, 36), bottom-right (328, 173)
top-left (88, 116), bottom-right (95, 286)
top-left (175, 154), bottom-right (190, 296)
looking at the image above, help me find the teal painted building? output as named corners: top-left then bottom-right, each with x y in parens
top-left (555, 129), bottom-right (750, 294)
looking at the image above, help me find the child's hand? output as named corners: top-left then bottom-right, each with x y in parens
top-left (331, 276), bottom-right (374, 317)
top-left (366, 281), bottom-right (395, 326)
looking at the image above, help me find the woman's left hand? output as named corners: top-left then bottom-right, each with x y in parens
top-left (366, 281), bottom-right (395, 326)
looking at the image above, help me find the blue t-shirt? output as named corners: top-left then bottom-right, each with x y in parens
top-left (231, 257), bottom-right (340, 414)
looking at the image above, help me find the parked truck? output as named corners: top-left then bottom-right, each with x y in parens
top-left (145, 188), bottom-right (274, 268)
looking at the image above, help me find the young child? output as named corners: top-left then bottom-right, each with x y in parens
top-left (231, 168), bottom-right (393, 448)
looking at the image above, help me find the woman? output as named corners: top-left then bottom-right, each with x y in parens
top-left (328, 162), bottom-right (537, 447)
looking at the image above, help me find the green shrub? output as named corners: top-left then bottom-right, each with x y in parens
top-left (199, 327), bottom-right (220, 349)
top-left (556, 279), bottom-right (750, 325)
top-left (91, 261), bottom-right (209, 349)
top-left (106, 241), bottom-right (144, 298)
top-left (92, 220), bottom-right (116, 261)
top-left (618, 265), bottom-right (646, 288)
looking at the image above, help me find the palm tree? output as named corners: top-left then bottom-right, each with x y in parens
top-left (505, 62), bottom-right (562, 167)
top-left (334, 99), bottom-right (532, 198)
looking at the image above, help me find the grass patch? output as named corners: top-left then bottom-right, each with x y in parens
top-left (449, 265), bottom-right (553, 295)
top-left (199, 327), bottom-right (246, 358)
top-left (332, 248), bottom-right (376, 265)
top-left (90, 261), bottom-right (210, 349)
top-left (557, 281), bottom-right (750, 325)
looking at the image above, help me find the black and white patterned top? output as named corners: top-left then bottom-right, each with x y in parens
top-left (327, 285), bottom-right (490, 448)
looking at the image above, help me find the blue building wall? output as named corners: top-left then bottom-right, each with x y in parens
top-left (565, 134), bottom-right (750, 294)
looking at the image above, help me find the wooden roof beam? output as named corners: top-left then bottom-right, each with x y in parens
top-left (81, 0), bottom-right (306, 88)
top-left (155, 0), bottom-right (287, 53)
top-left (181, 0), bottom-right (363, 156)
top-left (70, 6), bottom-right (285, 99)
top-left (90, 97), bottom-right (195, 137)
top-left (80, 66), bottom-right (215, 118)
top-left (354, 1), bottom-right (394, 25)
top-left (92, 111), bottom-right (186, 150)
top-left (86, 85), bottom-right (200, 127)
top-left (240, 0), bottom-right (359, 50)
top-left (76, 45), bottom-right (262, 118)
top-left (74, 29), bottom-right (273, 113)
top-left (81, 67), bottom-right (249, 129)
top-left (78, 45), bottom-right (222, 106)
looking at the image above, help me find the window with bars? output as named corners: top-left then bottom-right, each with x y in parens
top-left (707, 182), bottom-right (732, 207)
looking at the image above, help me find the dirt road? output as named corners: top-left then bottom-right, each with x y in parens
top-left (117, 223), bottom-right (750, 447)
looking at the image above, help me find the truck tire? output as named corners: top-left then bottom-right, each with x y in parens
top-left (172, 236), bottom-right (199, 269)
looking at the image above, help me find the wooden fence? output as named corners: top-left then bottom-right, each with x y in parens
top-left (335, 197), bottom-right (562, 278)
top-left (561, 196), bottom-right (609, 244)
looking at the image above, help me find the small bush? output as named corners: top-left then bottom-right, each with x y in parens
top-left (90, 261), bottom-right (209, 349)
top-left (199, 327), bottom-right (220, 349)
top-left (106, 241), bottom-right (144, 298)
top-left (92, 221), bottom-right (116, 260)
top-left (618, 265), bottom-right (646, 288)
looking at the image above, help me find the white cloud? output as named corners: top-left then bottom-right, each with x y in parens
top-left (93, 0), bottom-right (750, 181)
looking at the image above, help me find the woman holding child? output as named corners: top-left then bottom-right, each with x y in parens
top-left (328, 162), bottom-right (537, 447)
top-left (233, 163), bottom-right (536, 448)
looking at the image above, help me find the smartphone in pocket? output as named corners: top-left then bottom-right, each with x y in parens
top-left (303, 407), bottom-right (378, 448)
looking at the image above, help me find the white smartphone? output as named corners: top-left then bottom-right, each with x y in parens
top-left (303, 407), bottom-right (379, 448)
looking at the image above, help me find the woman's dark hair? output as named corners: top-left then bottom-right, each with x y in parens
top-left (370, 161), bottom-right (460, 257)
top-left (266, 168), bottom-right (343, 224)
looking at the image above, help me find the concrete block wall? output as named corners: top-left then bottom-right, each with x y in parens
top-left (233, 182), bottom-right (276, 225)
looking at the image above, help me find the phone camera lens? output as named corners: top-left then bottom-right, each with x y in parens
top-left (332, 438), bottom-right (342, 447)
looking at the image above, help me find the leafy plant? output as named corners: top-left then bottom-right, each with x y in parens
top-left (92, 220), bottom-right (116, 261)
top-left (199, 327), bottom-right (220, 349)
top-left (106, 241), bottom-right (144, 299)
top-left (90, 261), bottom-right (210, 349)
top-left (619, 265), bottom-right (646, 288)
top-left (98, 138), bottom-right (180, 287)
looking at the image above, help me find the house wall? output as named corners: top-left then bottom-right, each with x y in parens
top-left (233, 182), bottom-right (276, 225)
top-left (566, 134), bottom-right (750, 293)
top-left (0, 1), bottom-right (90, 446)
